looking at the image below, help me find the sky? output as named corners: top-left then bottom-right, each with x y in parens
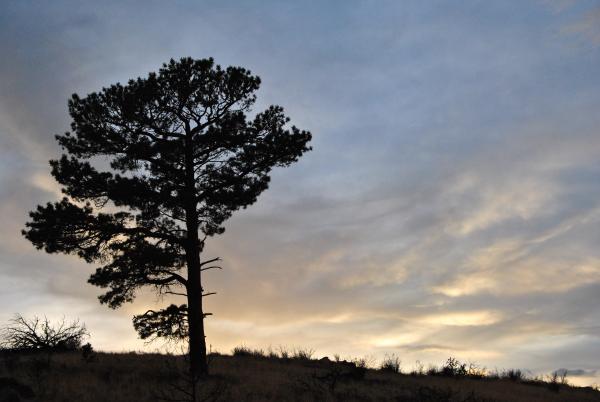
top-left (1, 0), bottom-right (600, 386)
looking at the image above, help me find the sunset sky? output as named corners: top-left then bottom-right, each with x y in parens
top-left (1, 0), bottom-right (600, 386)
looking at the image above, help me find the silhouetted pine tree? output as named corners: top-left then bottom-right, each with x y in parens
top-left (23, 57), bottom-right (312, 378)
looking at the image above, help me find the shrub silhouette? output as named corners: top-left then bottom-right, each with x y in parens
top-left (231, 345), bottom-right (265, 358)
top-left (0, 315), bottom-right (88, 352)
top-left (292, 348), bottom-right (314, 361)
top-left (81, 343), bottom-right (97, 363)
top-left (504, 368), bottom-right (523, 381)
top-left (380, 353), bottom-right (401, 373)
top-left (440, 357), bottom-right (468, 377)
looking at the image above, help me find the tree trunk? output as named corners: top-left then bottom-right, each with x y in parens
top-left (186, 242), bottom-right (208, 378)
top-left (184, 128), bottom-right (208, 378)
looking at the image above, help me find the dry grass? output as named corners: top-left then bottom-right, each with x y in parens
top-left (0, 350), bottom-right (599, 401)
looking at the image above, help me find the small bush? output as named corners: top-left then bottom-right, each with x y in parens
top-left (503, 369), bottom-right (523, 381)
top-left (232, 345), bottom-right (265, 358)
top-left (426, 365), bottom-right (439, 376)
top-left (410, 360), bottom-right (425, 376)
top-left (544, 370), bottom-right (568, 392)
top-left (81, 343), bottom-right (97, 363)
top-left (266, 346), bottom-right (278, 359)
top-left (547, 371), bottom-right (561, 393)
top-left (278, 346), bottom-right (290, 359)
top-left (380, 354), bottom-right (401, 373)
top-left (292, 348), bottom-right (314, 361)
top-left (1, 314), bottom-right (88, 352)
top-left (440, 357), bottom-right (467, 377)
top-left (232, 345), bottom-right (250, 356)
top-left (466, 362), bottom-right (487, 378)
top-left (555, 369), bottom-right (569, 385)
top-left (349, 358), bottom-right (368, 380)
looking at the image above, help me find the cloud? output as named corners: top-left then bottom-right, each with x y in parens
top-left (555, 368), bottom-right (598, 377)
top-left (543, 0), bottom-right (600, 47)
top-left (418, 311), bottom-right (503, 327)
top-left (1, 0), bottom-right (600, 384)
top-left (561, 6), bottom-right (600, 45)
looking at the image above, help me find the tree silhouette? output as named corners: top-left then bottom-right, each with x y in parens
top-left (23, 57), bottom-right (312, 377)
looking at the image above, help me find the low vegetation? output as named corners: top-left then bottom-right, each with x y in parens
top-left (0, 347), bottom-right (598, 402)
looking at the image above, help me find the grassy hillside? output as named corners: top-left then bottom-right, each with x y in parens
top-left (1, 350), bottom-right (599, 402)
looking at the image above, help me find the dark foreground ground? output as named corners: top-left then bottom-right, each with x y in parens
top-left (1, 351), bottom-right (599, 402)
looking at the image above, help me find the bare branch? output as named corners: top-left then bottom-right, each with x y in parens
top-left (164, 291), bottom-right (188, 297)
top-left (152, 271), bottom-right (189, 287)
top-left (199, 257), bottom-right (220, 267)
top-left (200, 265), bottom-right (222, 272)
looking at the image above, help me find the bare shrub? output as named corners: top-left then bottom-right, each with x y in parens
top-left (545, 370), bottom-right (568, 393)
top-left (467, 362), bottom-right (487, 378)
top-left (1, 315), bottom-right (88, 352)
top-left (410, 360), bottom-right (425, 376)
top-left (292, 347), bottom-right (314, 361)
top-left (349, 358), bottom-right (369, 380)
top-left (427, 364), bottom-right (440, 376)
top-left (231, 345), bottom-right (264, 358)
top-left (503, 368), bottom-right (524, 381)
top-left (440, 357), bottom-right (467, 377)
top-left (379, 354), bottom-right (401, 373)
top-left (266, 345), bottom-right (278, 359)
top-left (278, 346), bottom-right (290, 359)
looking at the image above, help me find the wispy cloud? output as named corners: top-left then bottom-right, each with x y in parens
top-left (1, 0), bottom-right (600, 385)
top-left (562, 6), bottom-right (600, 45)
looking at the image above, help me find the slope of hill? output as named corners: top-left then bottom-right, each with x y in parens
top-left (1, 351), bottom-right (599, 402)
